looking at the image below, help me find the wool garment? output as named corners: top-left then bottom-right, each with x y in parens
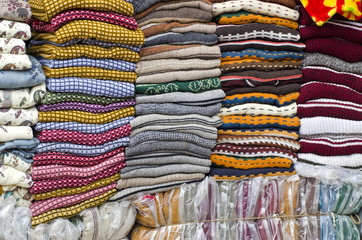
top-left (32, 20), bottom-right (145, 45)
top-left (0, 151), bottom-right (32, 173)
top-left (220, 59), bottom-right (302, 73)
top-left (142, 22), bottom-right (216, 38)
top-left (116, 173), bottom-right (205, 189)
top-left (305, 38), bottom-right (362, 63)
top-left (297, 82), bottom-right (362, 105)
top-left (130, 124), bottom-right (217, 140)
top-left (41, 92), bottom-right (130, 105)
top-left (219, 102), bottom-right (297, 117)
top-left (29, 0), bottom-right (134, 22)
top-left (37, 125), bottom-right (131, 145)
top-left (139, 45), bottom-right (221, 60)
top-left (6, 148), bottom-right (36, 162)
top-left (125, 153), bottom-right (211, 167)
top-left (0, 20), bottom-right (31, 40)
top-left (218, 128), bottom-right (299, 140)
top-left (222, 92), bottom-right (299, 107)
top-left (299, 138), bottom-right (362, 156)
top-left (0, 0), bottom-right (31, 22)
top-left (0, 107), bottom-right (38, 126)
top-left (0, 56), bottom-right (46, 89)
top-left (260, 0), bottom-right (296, 8)
top-left (222, 78), bottom-right (301, 89)
top-left (136, 77), bottom-right (221, 95)
top-left (28, 10), bottom-right (138, 33)
top-left (217, 135), bottom-right (300, 152)
top-left (35, 117), bottom-right (134, 134)
top-left (38, 101), bottom-right (135, 113)
top-left (224, 84), bottom-right (301, 95)
top-left (47, 78), bottom-right (135, 98)
top-left (125, 141), bottom-right (212, 158)
top-left (218, 40), bottom-right (305, 52)
top-left (0, 126), bottom-right (33, 142)
top-left (0, 54), bottom-right (31, 70)
top-left (120, 164), bottom-right (210, 179)
top-left (135, 103), bottom-right (221, 116)
top-left (216, 11), bottom-right (298, 29)
top-left (33, 148), bottom-right (124, 167)
top-left (221, 49), bottom-right (304, 62)
top-left (0, 38), bottom-right (26, 54)
top-left (143, 32), bottom-right (218, 47)
top-left (136, 68), bottom-right (221, 84)
top-left (298, 99), bottom-right (362, 121)
top-left (220, 115), bottom-right (300, 130)
top-left (299, 117), bottom-right (362, 138)
top-left (298, 154), bottom-right (362, 170)
top-left (217, 23), bottom-right (300, 42)
top-left (28, 44), bottom-right (140, 62)
top-left (0, 165), bottom-right (32, 188)
top-left (221, 69), bottom-right (302, 83)
top-left (210, 166), bottom-right (295, 180)
top-left (133, 0), bottom-right (171, 14)
top-left (129, 131), bottom-right (216, 149)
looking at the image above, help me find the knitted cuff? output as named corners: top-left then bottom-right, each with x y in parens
top-left (299, 138), bottom-right (362, 156)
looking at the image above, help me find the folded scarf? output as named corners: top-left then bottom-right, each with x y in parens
top-left (0, 56), bottom-right (46, 89)
top-left (299, 138), bottom-right (362, 156)
top-left (29, 0), bottom-right (134, 22)
top-left (0, 0), bottom-right (31, 22)
top-left (210, 166), bottom-right (295, 180)
top-left (298, 154), bottom-right (362, 170)
top-left (47, 78), bottom-right (135, 98)
top-left (218, 40), bottom-right (305, 52)
top-left (0, 20), bottom-right (31, 40)
top-left (33, 20), bottom-right (145, 46)
top-left (125, 153), bottom-right (211, 167)
top-left (0, 54), bottom-right (31, 70)
top-left (216, 11), bottom-right (298, 29)
top-left (38, 125), bottom-right (131, 145)
top-left (136, 58), bottom-right (220, 75)
top-left (0, 126), bottom-right (33, 142)
top-left (221, 49), bottom-right (304, 62)
top-left (142, 22), bottom-right (216, 38)
top-left (41, 92), bottom-right (131, 105)
top-left (0, 165), bottom-right (32, 188)
top-left (136, 68), bottom-right (221, 84)
top-left (129, 131), bottom-right (216, 149)
top-left (143, 32), bottom-right (218, 47)
top-left (0, 107), bottom-right (38, 126)
top-left (33, 148), bottom-right (124, 167)
top-left (0, 38), bottom-right (26, 54)
top-left (219, 102), bottom-right (297, 117)
top-left (33, 174), bottom-right (120, 201)
top-left (28, 10), bottom-right (137, 33)
top-left (38, 107), bottom-right (134, 124)
top-left (136, 103), bottom-right (221, 116)
top-left (220, 115), bottom-right (300, 130)
top-left (35, 117), bottom-right (134, 134)
top-left (38, 57), bottom-right (136, 72)
top-left (218, 128), bottom-right (299, 140)
top-left (28, 44), bottom-right (140, 62)
top-left (224, 84), bottom-right (301, 95)
top-left (213, 0), bottom-right (299, 21)
top-left (222, 92), bottom-right (299, 107)
top-left (217, 135), bottom-right (300, 152)
top-left (217, 23), bottom-right (300, 42)
top-left (220, 59), bottom-right (302, 73)
top-left (136, 77), bottom-right (221, 95)
top-left (0, 151), bottom-right (32, 173)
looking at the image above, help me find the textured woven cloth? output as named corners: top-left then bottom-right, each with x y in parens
top-left (222, 92), bottom-right (299, 107)
top-left (210, 166), bottom-right (295, 180)
top-left (47, 78), bottom-right (135, 98)
top-left (29, 10), bottom-right (137, 32)
top-left (0, 20), bottom-right (31, 40)
top-left (224, 84), bottom-right (301, 95)
top-left (0, 38), bottom-right (26, 54)
top-left (0, 107), bottom-right (38, 126)
top-left (219, 102), bottom-right (297, 117)
top-left (221, 49), bottom-right (304, 62)
top-left (218, 128), bottom-right (299, 140)
top-left (0, 0), bottom-right (31, 22)
top-left (142, 22), bottom-right (216, 38)
top-left (299, 138), bottom-right (362, 156)
top-left (298, 154), bottom-right (362, 170)
top-left (38, 101), bottom-right (135, 113)
top-left (143, 32), bottom-right (218, 47)
top-left (125, 153), bottom-right (211, 167)
top-left (218, 40), bottom-right (305, 52)
top-left (135, 103), bottom-right (221, 116)
top-left (220, 115), bottom-right (300, 130)
top-left (220, 59), bottom-right (302, 73)
top-left (0, 54), bottom-right (31, 70)
top-left (0, 151), bottom-right (33, 173)
top-left (29, 0), bottom-right (134, 22)
top-left (41, 92), bottom-right (131, 105)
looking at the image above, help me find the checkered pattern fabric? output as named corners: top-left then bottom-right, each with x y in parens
top-left (46, 78), bottom-right (135, 98)
top-left (41, 92), bottom-right (131, 105)
top-left (33, 20), bottom-right (145, 45)
top-left (38, 101), bottom-right (135, 113)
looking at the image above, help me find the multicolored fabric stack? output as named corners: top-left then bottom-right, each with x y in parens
top-left (27, 0), bottom-right (144, 227)
top-left (210, 0), bottom-right (304, 180)
top-left (0, 0), bottom-right (46, 212)
top-left (110, 0), bottom-right (225, 201)
top-left (297, 4), bottom-right (362, 171)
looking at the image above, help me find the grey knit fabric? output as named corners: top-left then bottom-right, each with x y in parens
top-left (133, 0), bottom-right (169, 14)
top-left (140, 45), bottom-right (220, 60)
top-left (125, 153), bottom-right (211, 166)
top-left (135, 103), bottom-right (221, 116)
top-left (144, 32), bottom-right (218, 47)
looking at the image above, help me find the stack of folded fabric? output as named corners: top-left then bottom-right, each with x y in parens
top-left (110, 0), bottom-right (225, 201)
top-left (27, 0), bottom-right (145, 226)
top-left (297, 4), bottom-right (362, 171)
top-left (0, 0), bottom-right (46, 209)
top-left (210, 0), bottom-right (304, 180)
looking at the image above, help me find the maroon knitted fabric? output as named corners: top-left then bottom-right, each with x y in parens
top-left (299, 138), bottom-right (362, 156)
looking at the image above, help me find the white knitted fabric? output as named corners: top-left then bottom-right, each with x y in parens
top-left (298, 153), bottom-right (362, 169)
top-left (298, 99), bottom-right (362, 113)
top-left (218, 102), bottom-right (297, 117)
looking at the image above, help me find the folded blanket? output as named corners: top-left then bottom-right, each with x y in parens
top-left (38, 101), bottom-right (135, 113)
top-left (220, 59), bottom-right (302, 73)
top-left (28, 44), bottom-right (140, 62)
top-left (136, 58), bottom-right (220, 75)
top-left (0, 54), bottom-right (31, 70)
top-left (224, 84), bottom-right (301, 95)
top-left (299, 138), bottom-right (362, 156)
top-left (261, 0), bottom-right (296, 8)
top-left (136, 103), bottom-right (221, 116)
top-left (29, 0), bottom-right (134, 22)
top-left (136, 77), bottom-right (221, 95)
top-left (217, 23), bottom-right (300, 42)
top-left (47, 78), bottom-right (135, 98)
top-left (125, 153), bottom-right (211, 167)
top-left (28, 10), bottom-right (137, 33)
top-left (142, 22), bottom-right (216, 38)
top-left (220, 115), bottom-right (300, 130)
top-left (144, 32), bottom-right (218, 47)
top-left (221, 49), bottom-right (304, 62)
top-left (0, 151), bottom-right (32, 173)
top-left (0, 126), bottom-right (33, 142)
top-left (218, 40), bottom-right (305, 52)
top-left (35, 117), bottom-right (134, 134)
top-left (210, 166), bottom-right (295, 180)
top-left (0, 56), bottom-right (46, 89)
top-left (0, 107), bottom-right (38, 126)
top-left (213, 0), bottom-right (299, 20)
top-left (219, 102), bottom-right (297, 117)
top-left (0, 20), bottom-right (31, 40)
top-left (298, 154), bottom-right (362, 170)
top-left (0, 0), bottom-right (31, 22)
top-left (0, 165), bottom-right (32, 188)
top-left (218, 128), bottom-right (299, 140)
top-left (0, 38), bottom-right (26, 54)
top-left (33, 20), bottom-right (145, 45)
top-left (222, 92), bottom-right (299, 107)
top-left (6, 148), bottom-right (37, 162)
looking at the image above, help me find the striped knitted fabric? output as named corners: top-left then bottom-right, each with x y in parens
top-left (222, 92), bottom-right (299, 107)
top-left (218, 128), bottom-right (299, 140)
top-left (220, 115), bottom-right (300, 130)
top-left (210, 166), bottom-right (296, 180)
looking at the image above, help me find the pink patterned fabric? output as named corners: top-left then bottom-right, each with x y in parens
top-left (37, 124), bottom-right (131, 145)
top-left (28, 10), bottom-right (138, 32)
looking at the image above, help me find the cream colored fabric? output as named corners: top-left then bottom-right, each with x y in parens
top-left (0, 151), bottom-right (32, 173)
top-left (0, 165), bottom-right (33, 188)
top-left (219, 102), bottom-right (297, 117)
top-left (0, 126), bottom-right (33, 141)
